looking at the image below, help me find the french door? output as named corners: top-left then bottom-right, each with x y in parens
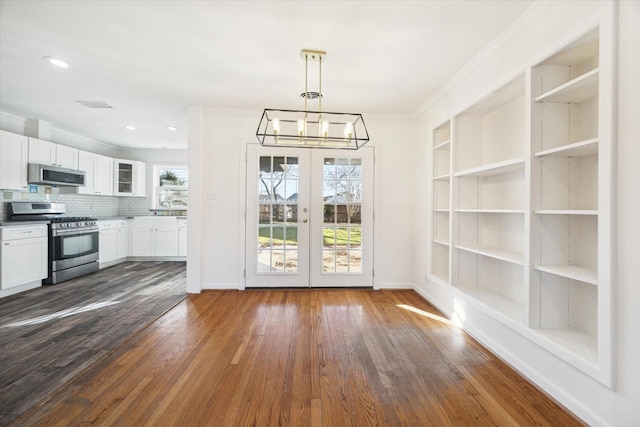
top-left (245, 145), bottom-right (374, 287)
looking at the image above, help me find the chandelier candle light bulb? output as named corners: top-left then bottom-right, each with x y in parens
top-left (297, 118), bottom-right (306, 137)
top-left (344, 122), bottom-right (354, 139)
top-left (320, 120), bottom-right (330, 138)
top-left (272, 118), bottom-right (280, 136)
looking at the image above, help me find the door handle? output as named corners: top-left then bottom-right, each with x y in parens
top-left (301, 218), bottom-right (308, 223)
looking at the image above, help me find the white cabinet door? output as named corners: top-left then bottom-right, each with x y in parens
top-left (154, 229), bottom-right (178, 256)
top-left (78, 152), bottom-right (113, 195)
top-left (114, 159), bottom-right (134, 196)
top-left (132, 229), bottom-right (155, 256)
top-left (28, 138), bottom-right (57, 165)
top-left (134, 161), bottom-right (146, 197)
top-left (1, 226), bottom-right (48, 290)
top-left (116, 225), bottom-right (129, 259)
top-left (28, 138), bottom-right (79, 169)
top-left (178, 220), bottom-right (187, 257)
top-left (94, 155), bottom-right (113, 195)
top-left (77, 150), bottom-right (95, 195)
top-left (132, 217), bottom-right (178, 256)
top-left (55, 144), bottom-right (79, 169)
top-left (98, 221), bottom-right (117, 264)
top-left (114, 159), bottom-right (146, 197)
top-left (0, 130), bottom-right (29, 191)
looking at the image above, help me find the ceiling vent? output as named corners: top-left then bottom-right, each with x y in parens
top-left (76, 100), bottom-right (113, 108)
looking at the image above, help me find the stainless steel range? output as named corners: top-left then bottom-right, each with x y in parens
top-left (8, 202), bottom-right (99, 285)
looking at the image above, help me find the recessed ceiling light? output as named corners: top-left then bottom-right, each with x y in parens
top-left (166, 126), bottom-right (178, 131)
top-left (124, 125), bottom-right (136, 131)
top-left (43, 56), bottom-right (69, 69)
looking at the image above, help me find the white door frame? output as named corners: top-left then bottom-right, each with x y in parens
top-left (245, 144), bottom-right (374, 288)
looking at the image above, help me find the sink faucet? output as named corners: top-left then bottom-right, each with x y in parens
top-left (160, 200), bottom-right (173, 215)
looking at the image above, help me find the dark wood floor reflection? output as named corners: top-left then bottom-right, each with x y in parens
top-left (0, 261), bottom-right (186, 426)
top-left (13, 289), bottom-right (582, 426)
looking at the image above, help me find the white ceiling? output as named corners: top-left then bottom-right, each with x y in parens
top-left (0, 0), bottom-right (534, 150)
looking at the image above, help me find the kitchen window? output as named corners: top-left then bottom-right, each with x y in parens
top-left (153, 165), bottom-right (188, 210)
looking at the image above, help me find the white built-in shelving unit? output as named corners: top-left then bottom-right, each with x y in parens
top-left (427, 22), bottom-right (613, 387)
top-left (430, 121), bottom-right (451, 286)
top-left (529, 25), bottom-right (612, 383)
top-left (450, 73), bottom-right (528, 326)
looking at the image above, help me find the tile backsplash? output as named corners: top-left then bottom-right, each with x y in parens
top-left (1, 189), bottom-right (153, 221)
top-left (1, 166), bottom-right (184, 221)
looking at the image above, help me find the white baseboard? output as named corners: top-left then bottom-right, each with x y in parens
top-left (379, 281), bottom-right (414, 289)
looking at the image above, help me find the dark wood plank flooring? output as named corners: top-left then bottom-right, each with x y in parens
top-left (11, 289), bottom-right (583, 426)
top-left (0, 261), bottom-right (187, 426)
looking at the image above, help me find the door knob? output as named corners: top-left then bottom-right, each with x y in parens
top-left (302, 218), bottom-right (308, 223)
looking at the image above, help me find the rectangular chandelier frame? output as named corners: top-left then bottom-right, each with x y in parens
top-left (256, 108), bottom-right (369, 150)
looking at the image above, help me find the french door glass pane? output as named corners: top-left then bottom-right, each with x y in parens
top-left (322, 157), bottom-right (363, 273)
top-left (257, 155), bottom-right (299, 273)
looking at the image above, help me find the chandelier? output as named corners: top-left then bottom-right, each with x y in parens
top-left (256, 49), bottom-right (369, 149)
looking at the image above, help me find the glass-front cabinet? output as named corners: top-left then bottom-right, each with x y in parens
top-left (113, 159), bottom-right (146, 197)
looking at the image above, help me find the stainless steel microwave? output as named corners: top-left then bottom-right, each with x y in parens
top-left (27, 163), bottom-right (86, 187)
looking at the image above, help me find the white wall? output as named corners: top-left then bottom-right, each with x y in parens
top-left (412, 1), bottom-right (639, 425)
top-left (187, 108), bottom-right (416, 290)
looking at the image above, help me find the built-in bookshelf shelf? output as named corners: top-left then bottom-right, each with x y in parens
top-left (535, 138), bottom-right (599, 158)
top-left (455, 157), bottom-right (526, 178)
top-left (535, 68), bottom-right (599, 104)
top-left (455, 244), bottom-right (524, 266)
top-left (536, 329), bottom-right (598, 367)
top-left (456, 209), bottom-right (525, 214)
top-left (431, 120), bottom-right (452, 286)
top-left (430, 273), bottom-right (449, 287)
top-left (433, 139), bottom-right (451, 150)
top-left (534, 265), bottom-right (597, 285)
top-left (535, 210), bottom-right (598, 215)
top-left (453, 286), bottom-right (526, 325)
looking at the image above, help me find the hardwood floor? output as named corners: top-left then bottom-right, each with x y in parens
top-left (12, 289), bottom-right (583, 426)
top-left (0, 261), bottom-right (187, 426)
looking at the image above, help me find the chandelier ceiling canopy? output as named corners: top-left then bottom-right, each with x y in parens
top-left (256, 49), bottom-right (369, 150)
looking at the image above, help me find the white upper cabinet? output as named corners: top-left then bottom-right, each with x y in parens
top-left (0, 130), bottom-right (29, 191)
top-left (55, 144), bottom-right (79, 169)
top-left (27, 138), bottom-right (55, 165)
top-left (113, 159), bottom-right (146, 197)
top-left (78, 150), bottom-right (113, 196)
top-left (95, 154), bottom-right (114, 196)
top-left (77, 150), bottom-right (95, 195)
top-left (28, 138), bottom-right (78, 169)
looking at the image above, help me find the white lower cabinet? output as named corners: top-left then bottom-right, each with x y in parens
top-left (98, 221), bottom-right (117, 265)
top-left (116, 220), bottom-right (129, 259)
top-left (99, 219), bottom-right (129, 266)
top-left (178, 218), bottom-right (187, 257)
top-left (0, 224), bottom-right (47, 296)
top-left (132, 217), bottom-right (178, 257)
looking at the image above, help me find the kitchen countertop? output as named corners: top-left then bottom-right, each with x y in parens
top-left (96, 216), bottom-right (187, 220)
top-left (94, 216), bottom-right (131, 220)
top-left (0, 220), bottom-right (50, 227)
top-left (1, 216), bottom-right (187, 226)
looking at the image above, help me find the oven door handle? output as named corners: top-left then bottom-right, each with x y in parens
top-left (51, 227), bottom-right (99, 237)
